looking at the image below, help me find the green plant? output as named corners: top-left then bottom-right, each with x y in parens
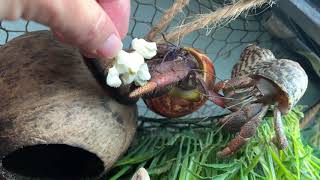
top-left (107, 107), bottom-right (320, 180)
top-left (302, 115), bottom-right (320, 158)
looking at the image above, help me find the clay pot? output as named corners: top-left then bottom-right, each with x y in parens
top-left (0, 31), bottom-right (137, 179)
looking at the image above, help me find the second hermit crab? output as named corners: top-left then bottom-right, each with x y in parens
top-left (214, 45), bottom-right (308, 157)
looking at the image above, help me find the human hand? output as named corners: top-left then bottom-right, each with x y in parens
top-left (0, 0), bottom-right (130, 58)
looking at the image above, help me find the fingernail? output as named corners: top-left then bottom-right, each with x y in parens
top-left (97, 34), bottom-right (123, 58)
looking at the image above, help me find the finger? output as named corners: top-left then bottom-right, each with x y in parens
top-left (98, 0), bottom-right (131, 39)
top-left (0, 0), bottom-right (24, 20)
top-left (20, 0), bottom-right (123, 58)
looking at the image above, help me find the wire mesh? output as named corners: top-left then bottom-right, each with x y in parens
top-left (0, 0), bottom-right (294, 119)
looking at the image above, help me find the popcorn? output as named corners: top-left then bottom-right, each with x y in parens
top-left (106, 38), bottom-right (157, 87)
top-left (106, 66), bottom-right (122, 87)
top-left (135, 63), bottom-right (151, 86)
top-left (132, 38), bottom-right (157, 59)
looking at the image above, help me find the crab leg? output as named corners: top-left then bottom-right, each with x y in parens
top-left (194, 73), bottom-right (259, 110)
top-left (192, 73), bottom-right (226, 108)
top-left (274, 106), bottom-right (288, 149)
top-left (217, 105), bottom-right (268, 157)
top-left (214, 76), bottom-right (256, 96)
top-left (219, 103), bottom-right (264, 132)
top-left (213, 76), bottom-right (261, 112)
top-left (225, 90), bottom-right (261, 112)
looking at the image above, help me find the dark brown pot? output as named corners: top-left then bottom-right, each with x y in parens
top-left (0, 31), bottom-right (137, 179)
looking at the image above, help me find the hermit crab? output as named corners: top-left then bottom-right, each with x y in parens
top-left (103, 42), bottom-right (308, 157)
top-left (214, 45), bottom-right (308, 157)
top-left (128, 44), bottom-right (223, 118)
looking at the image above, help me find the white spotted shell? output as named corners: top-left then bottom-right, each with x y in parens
top-left (250, 59), bottom-right (308, 111)
top-left (232, 44), bottom-right (308, 112)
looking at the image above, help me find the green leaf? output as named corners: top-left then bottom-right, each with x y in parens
top-left (170, 137), bottom-right (185, 180)
top-left (114, 149), bottom-right (162, 167)
top-left (187, 168), bottom-right (232, 180)
top-left (109, 166), bottom-right (131, 180)
top-left (243, 148), bottom-right (264, 176)
top-left (148, 160), bottom-right (174, 175)
top-left (166, 134), bottom-right (181, 146)
top-left (179, 138), bottom-right (191, 180)
top-left (270, 149), bottom-right (296, 179)
top-left (192, 160), bottom-right (239, 170)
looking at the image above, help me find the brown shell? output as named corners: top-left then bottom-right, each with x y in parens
top-left (232, 44), bottom-right (276, 77)
top-left (144, 47), bottom-right (215, 118)
top-left (0, 31), bottom-right (137, 179)
top-left (185, 47), bottom-right (216, 86)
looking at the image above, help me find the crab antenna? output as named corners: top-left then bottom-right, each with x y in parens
top-left (161, 33), bottom-right (177, 47)
top-left (129, 82), bottom-right (158, 98)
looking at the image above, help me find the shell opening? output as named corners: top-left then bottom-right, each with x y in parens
top-left (2, 144), bottom-right (104, 179)
top-left (184, 47), bottom-right (215, 85)
top-left (255, 76), bottom-right (290, 114)
top-left (277, 94), bottom-right (290, 114)
top-left (264, 78), bottom-right (290, 114)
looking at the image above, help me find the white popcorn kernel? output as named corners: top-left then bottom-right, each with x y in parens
top-left (115, 50), bottom-right (144, 73)
top-left (116, 50), bottom-right (131, 65)
top-left (132, 38), bottom-right (157, 59)
top-left (127, 51), bottom-right (145, 73)
top-left (114, 63), bottom-right (127, 74)
top-left (137, 63), bottom-right (151, 81)
top-left (106, 66), bottom-right (122, 87)
top-left (106, 38), bottom-right (156, 88)
top-left (134, 63), bottom-right (151, 86)
top-left (121, 72), bottom-right (136, 85)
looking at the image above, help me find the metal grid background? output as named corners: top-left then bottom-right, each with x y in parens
top-left (0, 0), bottom-right (314, 119)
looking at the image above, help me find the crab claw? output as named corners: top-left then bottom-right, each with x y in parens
top-left (129, 59), bottom-right (191, 99)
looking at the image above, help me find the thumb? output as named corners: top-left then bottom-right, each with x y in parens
top-left (98, 0), bottom-right (130, 39)
top-left (5, 0), bottom-right (125, 58)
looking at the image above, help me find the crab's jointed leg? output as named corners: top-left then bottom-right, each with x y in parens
top-left (213, 76), bottom-right (260, 112)
top-left (273, 105), bottom-right (288, 149)
top-left (219, 103), bottom-right (265, 133)
top-left (188, 72), bottom-right (226, 108)
top-left (217, 105), bottom-right (269, 157)
top-left (214, 76), bottom-right (256, 96)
